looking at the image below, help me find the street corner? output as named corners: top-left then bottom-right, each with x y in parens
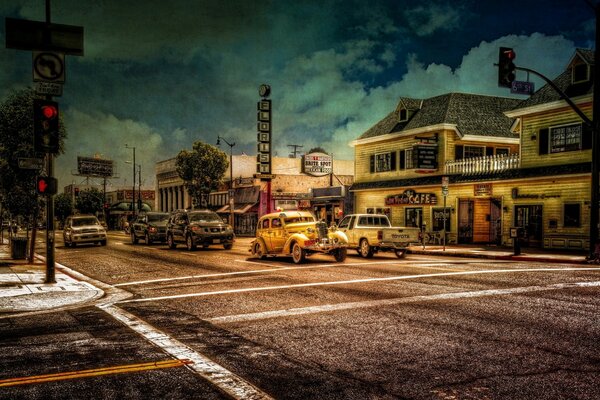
top-left (0, 265), bottom-right (105, 314)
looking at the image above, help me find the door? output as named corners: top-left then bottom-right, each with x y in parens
top-left (489, 199), bottom-right (502, 245)
top-left (515, 205), bottom-right (543, 247)
top-left (458, 200), bottom-right (474, 244)
top-left (338, 215), bottom-right (357, 246)
top-left (270, 217), bottom-right (286, 252)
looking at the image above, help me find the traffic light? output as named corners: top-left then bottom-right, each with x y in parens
top-left (498, 47), bottom-right (516, 88)
top-left (36, 176), bottom-right (58, 195)
top-left (33, 99), bottom-right (60, 154)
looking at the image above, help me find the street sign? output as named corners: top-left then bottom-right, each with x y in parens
top-left (442, 176), bottom-right (449, 196)
top-left (5, 18), bottom-right (84, 56)
top-left (33, 51), bottom-right (65, 83)
top-left (18, 157), bottom-right (44, 170)
top-left (511, 80), bottom-right (534, 95)
top-left (34, 81), bottom-right (63, 96)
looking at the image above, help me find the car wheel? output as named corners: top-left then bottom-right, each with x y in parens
top-left (395, 249), bottom-right (407, 258)
top-left (223, 242), bottom-right (233, 250)
top-left (101, 240), bottom-right (107, 246)
top-left (359, 239), bottom-right (374, 258)
top-left (333, 248), bottom-right (347, 262)
top-left (254, 242), bottom-right (266, 259)
top-left (167, 234), bottom-right (177, 249)
top-left (145, 232), bottom-right (152, 244)
top-left (291, 242), bottom-right (305, 264)
top-left (186, 234), bottom-right (197, 251)
top-left (131, 232), bottom-right (138, 244)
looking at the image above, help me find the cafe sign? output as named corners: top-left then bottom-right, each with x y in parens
top-left (302, 152), bottom-right (333, 177)
top-left (385, 189), bottom-right (437, 206)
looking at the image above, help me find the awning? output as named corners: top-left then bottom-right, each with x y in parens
top-left (216, 203), bottom-right (257, 214)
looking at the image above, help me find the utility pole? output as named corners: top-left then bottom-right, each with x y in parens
top-left (590, 3), bottom-right (600, 258)
top-left (288, 144), bottom-right (303, 158)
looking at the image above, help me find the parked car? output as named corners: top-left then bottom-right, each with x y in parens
top-left (166, 209), bottom-right (234, 250)
top-left (63, 215), bottom-right (107, 247)
top-left (249, 211), bottom-right (349, 264)
top-left (131, 212), bottom-right (169, 244)
top-left (337, 214), bottom-right (421, 258)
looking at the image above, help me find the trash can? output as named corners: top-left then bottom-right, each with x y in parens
top-left (10, 237), bottom-right (28, 259)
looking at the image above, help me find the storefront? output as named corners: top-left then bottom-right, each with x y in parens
top-left (311, 186), bottom-right (352, 226)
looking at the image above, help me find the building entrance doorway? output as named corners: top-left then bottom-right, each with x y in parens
top-left (458, 198), bottom-right (502, 244)
top-left (515, 205), bottom-right (543, 247)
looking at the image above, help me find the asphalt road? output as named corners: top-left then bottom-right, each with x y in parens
top-left (0, 231), bottom-right (599, 399)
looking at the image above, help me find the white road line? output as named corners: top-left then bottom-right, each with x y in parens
top-left (99, 304), bottom-right (273, 400)
top-left (115, 267), bottom-right (600, 304)
top-left (207, 281), bottom-right (600, 324)
top-left (114, 261), bottom-right (449, 287)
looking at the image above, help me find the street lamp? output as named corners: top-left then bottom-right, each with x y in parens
top-left (125, 161), bottom-right (142, 212)
top-left (125, 144), bottom-right (136, 218)
top-left (217, 136), bottom-right (235, 231)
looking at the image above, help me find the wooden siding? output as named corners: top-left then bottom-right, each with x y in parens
top-left (520, 103), bottom-right (593, 168)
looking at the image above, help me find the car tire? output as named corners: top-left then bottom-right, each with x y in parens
top-left (254, 242), bottom-right (266, 259)
top-left (101, 240), bottom-right (107, 246)
top-left (292, 242), bottom-right (305, 264)
top-left (394, 249), bottom-right (407, 258)
top-left (145, 232), bottom-right (152, 244)
top-left (186, 234), bottom-right (196, 251)
top-left (223, 242), bottom-right (233, 250)
top-left (167, 234), bottom-right (177, 249)
top-left (333, 248), bottom-right (347, 262)
top-left (359, 239), bottom-right (374, 258)
top-left (131, 232), bottom-right (138, 244)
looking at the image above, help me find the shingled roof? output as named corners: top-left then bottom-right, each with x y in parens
top-left (358, 93), bottom-right (521, 141)
top-left (513, 48), bottom-right (594, 110)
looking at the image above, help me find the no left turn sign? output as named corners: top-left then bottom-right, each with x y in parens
top-left (33, 51), bottom-right (65, 83)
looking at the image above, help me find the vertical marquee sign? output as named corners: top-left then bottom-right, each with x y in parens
top-left (257, 84), bottom-right (272, 179)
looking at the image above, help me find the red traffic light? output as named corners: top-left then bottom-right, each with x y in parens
top-left (36, 176), bottom-right (57, 195)
top-left (503, 49), bottom-right (516, 60)
top-left (41, 104), bottom-right (58, 119)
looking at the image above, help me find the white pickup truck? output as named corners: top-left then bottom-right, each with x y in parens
top-left (337, 214), bottom-right (421, 258)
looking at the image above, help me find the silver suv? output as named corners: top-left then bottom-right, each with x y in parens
top-left (63, 215), bottom-right (107, 247)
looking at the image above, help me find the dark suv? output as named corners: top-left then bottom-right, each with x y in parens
top-left (166, 209), bottom-right (234, 250)
top-left (131, 212), bottom-right (169, 244)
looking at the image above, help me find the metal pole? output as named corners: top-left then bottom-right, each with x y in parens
top-left (44, 0), bottom-right (55, 283)
top-left (590, 4), bottom-right (600, 258)
top-left (229, 147), bottom-right (234, 230)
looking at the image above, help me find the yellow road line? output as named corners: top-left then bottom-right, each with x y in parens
top-left (0, 359), bottom-right (192, 387)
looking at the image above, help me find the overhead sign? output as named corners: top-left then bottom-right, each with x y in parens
top-left (33, 51), bottom-right (65, 83)
top-left (302, 152), bottom-right (332, 176)
top-left (414, 144), bottom-right (438, 170)
top-left (385, 189), bottom-right (437, 206)
top-left (511, 80), bottom-right (534, 95)
top-left (5, 18), bottom-right (84, 56)
top-left (256, 95), bottom-right (272, 179)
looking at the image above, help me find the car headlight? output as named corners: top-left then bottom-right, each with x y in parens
top-left (149, 226), bottom-right (157, 233)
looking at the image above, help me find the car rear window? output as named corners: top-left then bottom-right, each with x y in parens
top-left (284, 217), bottom-right (313, 224)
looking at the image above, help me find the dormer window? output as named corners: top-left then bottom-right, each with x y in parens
top-left (399, 108), bottom-right (408, 122)
top-left (572, 63), bottom-right (590, 84)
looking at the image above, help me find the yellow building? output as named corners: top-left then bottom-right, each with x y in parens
top-left (350, 49), bottom-right (594, 250)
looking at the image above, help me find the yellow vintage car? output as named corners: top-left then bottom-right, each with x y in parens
top-left (250, 211), bottom-right (349, 263)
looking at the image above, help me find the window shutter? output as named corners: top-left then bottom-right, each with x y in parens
top-left (539, 128), bottom-right (549, 155)
top-left (582, 123), bottom-right (592, 150)
top-left (455, 145), bottom-right (463, 160)
top-left (390, 151), bottom-right (397, 170)
top-left (399, 150), bottom-right (406, 169)
top-left (369, 155), bottom-right (375, 173)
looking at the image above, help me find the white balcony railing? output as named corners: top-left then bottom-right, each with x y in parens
top-left (444, 153), bottom-right (520, 175)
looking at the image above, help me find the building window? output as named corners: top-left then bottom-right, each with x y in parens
top-left (495, 148), bottom-right (509, 156)
top-left (564, 203), bottom-right (581, 227)
top-left (405, 207), bottom-right (422, 228)
top-left (550, 124), bottom-right (582, 153)
top-left (572, 63), bottom-right (590, 84)
top-left (464, 146), bottom-right (484, 159)
top-left (399, 109), bottom-right (408, 121)
top-left (370, 151), bottom-right (397, 172)
top-left (432, 207), bottom-right (451, 231)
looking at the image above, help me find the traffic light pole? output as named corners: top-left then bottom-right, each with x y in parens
top-left (44, 0), bottom-right (55, 283)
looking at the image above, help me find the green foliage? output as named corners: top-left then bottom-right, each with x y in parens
top-left (308, 147), bottom-right (328, 154)
top-left (176, 140), bottom-right (228, 208)
top-left (75, 187), bottom-right (104, 215)
top-left (0, 88), bottom-right (67, 219)
top-left (55, 192), bottom-right (73, 223)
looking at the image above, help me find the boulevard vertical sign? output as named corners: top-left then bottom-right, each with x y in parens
top-left (256, 84), bottom-right (272, 180)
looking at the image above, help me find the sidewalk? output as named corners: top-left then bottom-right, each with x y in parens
top-left (0, 238), bottom-right (105, 315)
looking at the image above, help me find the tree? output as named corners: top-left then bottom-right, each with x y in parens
top-left (0, 88), bottom-right (67, 219)
top-left (54, 192), bottom-right (73, 226)
top-left (176, 140), bottom-right (228, 208)
top-left (308, 147), bottom-right (328, 154)
top-left (75, 187), bottom-right (104, 215)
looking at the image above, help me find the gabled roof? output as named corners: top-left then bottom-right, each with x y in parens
top-left (358, 93), bottom-right (521, 141)
top-left (513, 48), bottom-right (594, 110)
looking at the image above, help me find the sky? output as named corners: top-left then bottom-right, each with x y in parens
top-left (0, 0), bottom-right (596, 190)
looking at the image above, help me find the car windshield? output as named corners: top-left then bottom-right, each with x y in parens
top-left (72, 218), bottom-right (99, 227)
top-left (147, 213), bottom-right (169, 222)
top-left (189, 212), bottom-right (221, 223)
top-left (284, 217), bottom-right (314, 224)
